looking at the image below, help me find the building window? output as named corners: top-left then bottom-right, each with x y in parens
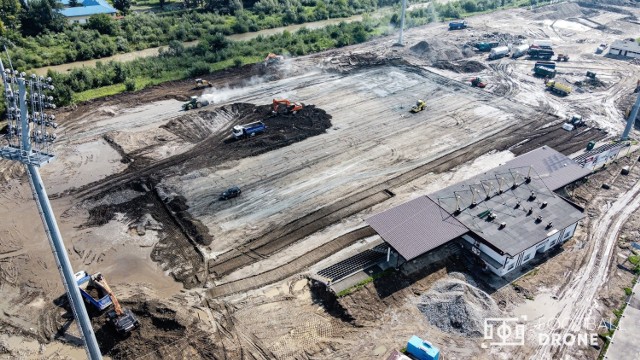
top-left (564, 231), bottom-right (572, 239)
top-left (523, 254), bottom-right (531, 261)
top-left (507, 264), bottom-right (515, 271)
top-left (550, 240), bottom-right (556, 246)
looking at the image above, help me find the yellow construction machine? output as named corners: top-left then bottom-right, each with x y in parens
top-left (93, 274), bottom-right (140, 335)
top-left (410, 100), bottom-right (426, 113)
top-left (195, 78), bottom-right (213, 89)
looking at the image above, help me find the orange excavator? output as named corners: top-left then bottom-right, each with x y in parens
top-left (272, 99), bottom-right (303, 114)
top-left (93, 274), bottom-right (140, 335)
top-left (264, 53), bottom-right (284, 66)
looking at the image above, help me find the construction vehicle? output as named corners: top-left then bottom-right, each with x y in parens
top-left (182, 96), bottom-right (210, 111)
top-left (634, 80), bottom-right (640, 93)
top-left (545, 79), bottom-right (572, 96)
top-left (232, 121), bottom-right (266, 139)
top-left (264, 53), bottom-right (284, 66)
top-left (272, 99), bottom-right (303, 114)
top-left (195, 78), bottom-right (213, 89)
top-left (528, 47), bottom-right (555, 60)
top-left (470, 77), bottom-right (487, 88)
top-left (534, 66), bottom-right (556, 78)
top-left (556, 54), bottom-right (569, 62)
top-left (75, 271), bottom-right (112, 312)
top-left (219, 186), bottom-right (241, 200)
top-left (93, 273), bottom-right (140, 335)
top-left (535, 61), bottom-right (556, 69)
top-left (586, 71), bottom-right (597, 79)
top-left (410, 100), bottom-right (426, 113)
top-left (596, 43), bottom-right (607, 54)
top-left (475, 42), bottom-right (499, 52)
top-left (448, 20), bottom-right (467, 30)
top-left (488, 46), bottom-right (510, 60)
top-left (532, 39), bottom-right (553, 49)
top-left (570, 114), bottom-right (584, 126)
top-left (511, 44), bottom-right (530, 58)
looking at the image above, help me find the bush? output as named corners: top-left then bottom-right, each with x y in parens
top-left (86, 14), bottom-right (117, 35)
top-left (233, 57), bottom-right (243, 67)
top-left (124, 78), bottom-right (136, 91)
top-left (189, 61), bottom-right (210, 77)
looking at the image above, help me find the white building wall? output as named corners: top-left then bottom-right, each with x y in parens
top-left (470, 221), bottom-right (580, 277)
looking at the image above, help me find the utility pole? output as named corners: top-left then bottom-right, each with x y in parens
top-left (397, 0), bottom-right (407, 46)
top-left (0, 60), bottom-right (103, 360)
top-left (621, 91), bottom-right (640, 141)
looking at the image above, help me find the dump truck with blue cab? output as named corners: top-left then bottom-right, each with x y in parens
top-left (232, 121), bottom-right (266, 139)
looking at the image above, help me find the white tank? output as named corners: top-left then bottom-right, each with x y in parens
top-left (511, 44), bottom-right (530, 58)
top-left (489, 46), bottom-right (510, 59)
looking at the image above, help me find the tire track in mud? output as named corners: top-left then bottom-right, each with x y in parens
top-left (208, 226), bottom-right (377, 298)
top-left (535, 162), bottom-right (640, 359)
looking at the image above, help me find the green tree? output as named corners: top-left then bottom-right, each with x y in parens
top-left (86, 13), bottom-right (116, 35)
top-left (20, 0), bottom-right (64, 36)
top-left (69, 0), bottom-right (80, 6)
top-left (113, 0), bottom-right (131, 15)
top-left (0, 0), bottom-right (21, 29)
top-left (461, 0), bottom-right (476, 12)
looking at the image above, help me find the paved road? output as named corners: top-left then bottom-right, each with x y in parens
top-left (605, 281), bottom-right (640, 360)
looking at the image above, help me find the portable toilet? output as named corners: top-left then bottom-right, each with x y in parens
top-left (406, 336), bottom-right (440, 360)
top-left (586, 140), bottom-right (596, 151)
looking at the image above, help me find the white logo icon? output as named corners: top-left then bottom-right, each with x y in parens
top-left (483, 317), bottom-right (526, 347)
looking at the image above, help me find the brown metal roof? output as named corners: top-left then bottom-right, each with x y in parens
top-left (366, 146), bottom-right (588, 261)
top-left (499, 146), bottom-right (591, 191)
top-left (365, 196), bottom-right (469, 261)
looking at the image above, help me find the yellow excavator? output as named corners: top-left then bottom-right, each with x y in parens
top-left (410, 99), bottom-right (426, 113)
top-left (93, 274), bottom-right (140, 335)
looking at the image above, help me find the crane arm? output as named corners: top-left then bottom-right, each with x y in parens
top-left (94, 274), bottom-right (123, 316)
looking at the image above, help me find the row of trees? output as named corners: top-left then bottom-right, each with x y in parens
top-left (47, 20), bottom-right (376, 105)
top-left (2, 0), bottom-right (394, 70)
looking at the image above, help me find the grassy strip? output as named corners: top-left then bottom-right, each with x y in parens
top-left (336, 268), bottom-right (395, 297)
top-left (598, 277), bottom-right (638, 359)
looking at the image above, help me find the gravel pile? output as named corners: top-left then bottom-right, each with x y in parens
top-left (532, 2), bottom-right (584, 20)
top-left (417, 273), bottom-right (501, 337)
top-left (410, 40), bottom-right (474, 63)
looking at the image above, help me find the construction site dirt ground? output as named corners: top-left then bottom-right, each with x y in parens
top-left (3, 1), bottom-right (640, 359)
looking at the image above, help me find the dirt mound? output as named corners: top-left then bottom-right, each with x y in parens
top-left (94, 299), bottom-right (217, 359)
top-left (321, 51), bottom-right (403, 73)
top-left (433, 60), bottom-right (487, 73)
top-left (533, 2), bottom-right (584, 20)
top-left (417, 273), bottom-right (501, 337)
top-left (410, 40), bottom-right (470, 63)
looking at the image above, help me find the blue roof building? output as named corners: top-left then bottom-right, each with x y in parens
top-left (58, 0), bottom-right (117, 23)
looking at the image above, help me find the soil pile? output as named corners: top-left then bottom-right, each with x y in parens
top-left (532, 2), bottom-right (584, 20)
top-left (94, 299), bottom-right (217, 359)
top-left (433, 60), bottom-right (487, 73)
top-left (410, 40), bottom-right (474, 63)
top-left (417, 273), bottom-right (501, 337)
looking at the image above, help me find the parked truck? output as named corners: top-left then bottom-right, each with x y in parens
top-left (75, 271), bottom-right (112, 311)
top-left (232, 121), bottom-right (267, 139)
top-left (488, 46), bottom-right (510, 60)
top-left (596, 43), bottom-right (607, 54)
top-left (528, 47), bottom-right (555, 60)
top-left (532, 39), bottom-right (553, 49)
top-left (449, 20), bottom-right (467, 30)
top-left (511, 44), bottom-right (530, 58)
top-left (534, 66), bottom-right (556, 78)
top-left (545, 80), bottom-right (572, 96)
top-left (475, 42), bottom-right (499, 52)
top-left (535, 61), bottom-right (556, 69)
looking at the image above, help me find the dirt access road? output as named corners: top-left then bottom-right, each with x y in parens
top-left (2, 1), bottom-right (640, 359)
